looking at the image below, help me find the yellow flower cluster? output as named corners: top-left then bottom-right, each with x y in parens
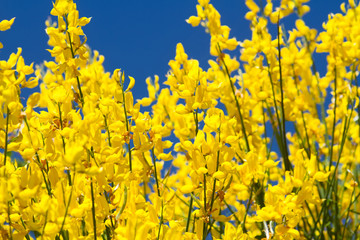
top-left (0, 0), bottom-right (359, 239)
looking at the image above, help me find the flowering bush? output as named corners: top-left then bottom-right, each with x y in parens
top-left (0, 0), bottom-right (359, 239)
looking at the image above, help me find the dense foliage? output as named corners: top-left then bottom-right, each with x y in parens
top-left (0, 0), bottom-right (359, 239)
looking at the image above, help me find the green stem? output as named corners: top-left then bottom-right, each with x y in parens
top-left (292, 65), bottom-right (311, 158)
top-left (24, 116), bottom-right (52, 196)
top-left (157, 200), bottom-right (164, 240)
top-left (304, 37), bottom-right (329, 149)
top-left (90, 178), bottom-right (97, 240)
top-left (242, 183), bottom-right (254, 233)
top-left (202, 173), bottom-right (207, 240)
top-left (317, 110), bottom-right (352, 238)
top-left (224, 200), bottom-right (240, 224)
top-left (115, 186), bottom-right (128, 220)
top-left (264, 56), bottom-right (287, 163)
top-left (293, 123), bottom-right (310, 159)
top-left (103, 115), bottom-right (112, 147)
top-left (7, 201), bottom-right (13, 240)
top-left (58, 103), bottom-right (71, 187)
top-left (20, 218), bottom-right (30, 240)
top-left (192, 213), bottom-right (196, 233)
top-left (217, 44), bottom-right (250, 152)
top-left (265, 103), bottom-right (286, 161)
top-left (120, 72), bottom-right (132, 172)
top-left (35, 153), bottom-right (53, 196)
top-left (58, 103), bottom-right (72, 186)
top-left (194, 109), bottom-right (199, 136)
top-left (328, 66), bottom-right (337, 171)
top-left (219, 207), bottom-right (224, 236)
top-left (41, 211), bottom-right (48, 238)
top-left (209, 154), bottom-right (220, 212)
top-left (58, 103), bottom-right (66, 155)
top-left (261, 101), bottom-right (269, 156)
top-left (300, 111), bottom-right (311, 158)
top-left (185, 184), bottom-right (194, 231)
top-left (59, 170), bottom-right (75, 235)
top-left (356, 65), bottom-right (360, 148)
top-left (301, 218), bottom-right (311, 240)
top-left (185, 108), bottom-right (200, 232)
top-left (163, 184), bottom-right (188, 206)
top-left (341, 187), bottom-right (356, 239)
top-left (304, 201), bottom-right (317, 231)
top-left (207, 148), bottom-right (220, 236)
top-left (277, 17), bottom-right (291, 172)
top-left (151, 147), bottom-right (161, 197)
top-left (64, 15), bottom-right (84, 106)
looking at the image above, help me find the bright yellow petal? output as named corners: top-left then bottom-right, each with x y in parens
top-left (0, 18), bottom-right (15, 31)
top-left (186, 16), bottom-right (201, 27)
top-left (126, 76), bottom-right (135, 92)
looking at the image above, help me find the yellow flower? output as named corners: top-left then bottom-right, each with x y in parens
top-left (0, 18), bottom-right (15, 31)
top-left (186, 16), bottom-right (201, 27)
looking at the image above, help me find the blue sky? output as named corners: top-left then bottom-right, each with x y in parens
top-left (1, 0), bottom-right (342, 100)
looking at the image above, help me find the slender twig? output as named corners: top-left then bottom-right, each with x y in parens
top-left (64, 15), bottom-right (84, 106)
top-left (58, 102), bottom-right (72, 187)
top-left (261, 101), bottom-right (269, 156)
top-left (7, 201), bottom-right (13, 240)
top-left (157, 200), bottom-right (164, 240)
top-left (115, 186), bottom-right (128, 220)
top-left (202, 173), bottom-right (207, 240)
top-left (292, 65), bottom-right (311, 158)
top-left (264, 56), bottom-right (287, 162)
top-left (23, 116), bottom-right (53, 196)
top-left (41, 210), bottom-right (48, 238)
top-left (277, 16), bottom-right (292, 171)
top-left (328, 66), bottom-right (337, 171)
top-left (185, 109), bottom-right (200, 232)
top-left (304, 37), bottom-right (329, 149)
top-left (151, 147), bottom-right (161, 197)
top-left (35, 153), bottom-right (53, 196)
top-left (265, 102), bottom-right (286, 164)
top-left (58, 103), bottom-right (66, 155)
top-left (242, 182), bottom-right (254, 232)
top-left (103, 115), bottom-right (112, 147)
top-left (224, 200), bottom-right (241, 224)
top-left (58, 169), bottom-right (75, 236)
top-left (163, 184), bottom-right (188, 206)
top-left (317, 102), bottom-right (353, 238)
top-left (341, 187), bottom-right (356, 238)
top-left (217, 44), bottom-right (250, 152)
top-left (207, 144), bottom-right (220, 235)
top-left (120, 72), bottom-right (132, 172)
top-left (90, 178), bottom-right (97, 240)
